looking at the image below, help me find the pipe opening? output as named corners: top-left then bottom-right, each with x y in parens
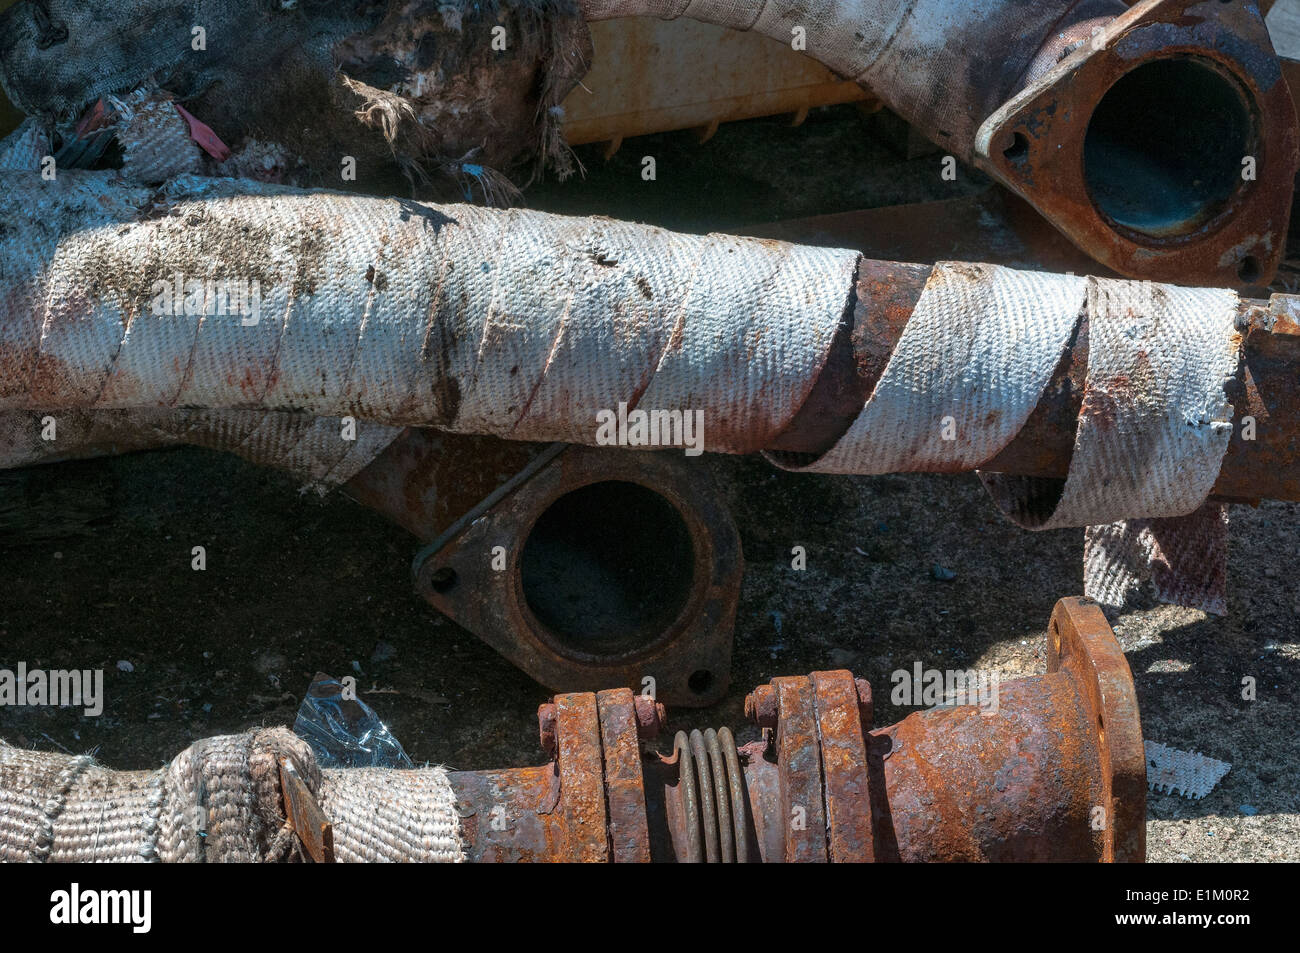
top-left (521, 481), bottom-right (696, 659)
top-left (1084, 58), bottom-right (1255, 238)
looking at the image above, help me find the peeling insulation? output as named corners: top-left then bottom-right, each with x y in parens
top-left (0, 170), bottom-right (1247, 610)
top-left (0, 1), bottom-right (592, 197)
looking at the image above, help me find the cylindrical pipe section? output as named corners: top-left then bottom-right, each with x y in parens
top-left (4, 173), bottom-right (1298, 502)
top-left (579, 0), bottom-right (1125, 161)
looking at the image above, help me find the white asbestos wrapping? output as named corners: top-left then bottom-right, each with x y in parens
top-left (0, 409), bottom-right (401, 489)
top-left (768, 262), bottom-right (1087, 474)
top-left (0, 118), bottom-right (50, 171)
top-left (0, 169), bottom-right (1248, 579)
top-left (0, 165), bottom-right (403, 486)
top-left (982, 279), bottom-right (1241, 529)
top-left (1083, 504), bottom-right (1230, 616)
top-left (114, 95), bottom-right (205, 184)
top-left (320, 767), bottom-right (465, 863)
top-left (0, 172), bottom-right (854, 456)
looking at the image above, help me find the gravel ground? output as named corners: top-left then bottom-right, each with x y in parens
top-left (1, 106), bottom-right (1297, 861)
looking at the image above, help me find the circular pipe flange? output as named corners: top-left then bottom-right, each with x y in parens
top-left (415, 445), bottom-right (742, 705)
top-left (975, 0), bottom-right (1299, 286)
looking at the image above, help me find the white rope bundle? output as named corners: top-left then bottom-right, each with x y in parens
top-left (0, 730), bottom-right (464, 863)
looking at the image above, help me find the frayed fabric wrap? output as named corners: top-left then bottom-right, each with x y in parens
top-left (981, 280), bottom-right (1240, 530)
top-left (1083, 504), bottom-right (1231, 616)
top-left (768, 266), bottom-right (1241, 614)
top-left (0, 729), bottom-right (464, 863)
top-left (980, 280), bottom-right (1240, 614)
top-left (0, 172), bottom-right (1248, 612)
top-left (767, 262), bottom-right (1087, 474)
top-left (319, 766), bottom-right (464, 863)
top-left (0, 172), bottom-right (855, 457)
top-left (0, 409), bottom-right (403, 491)
top-left (0, 118), bottom-right (49, 171)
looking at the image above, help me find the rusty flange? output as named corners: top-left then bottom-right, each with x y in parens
top-left (445, 597), bottom-right (1145, 862)
top-left (739, 598), bottom-right (1145, 863)
top-left (975, 0), bottom-right (1300, 286)
top-left (1047, 596), bottom-right (1148, 862)
top-left (870, 596), bottom-right (1145, 861)
top-left (413, 444), bottom-right (742, 706)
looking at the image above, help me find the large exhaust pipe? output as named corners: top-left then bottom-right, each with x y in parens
top-left (581, 0), bottom-right (1299, 286)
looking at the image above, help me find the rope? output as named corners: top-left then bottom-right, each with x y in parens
top-left (0, 729), bottom-right (464, 863)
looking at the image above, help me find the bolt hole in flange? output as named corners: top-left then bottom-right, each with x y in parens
top-left (688, 669), bottom-right (714, 696)
top-left (1004, 132), bottom-right (1030, 164)
top-left (520, 481), bottom-right (696, 660)
top-left (1238, 255), bottom-right (1262, 284)
top-left (428, 567), bottom-right (459, 593)
top-left (1083, 57), bottom-right (1256, 239)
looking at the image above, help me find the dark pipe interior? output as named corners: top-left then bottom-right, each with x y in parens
top-left (521, 481), bottom-right (695, 659)
top-left (1084, 57), bottom-right (1254, 238)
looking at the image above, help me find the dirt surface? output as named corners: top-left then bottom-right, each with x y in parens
top-left (2, 106), bottom-right (1298, 862)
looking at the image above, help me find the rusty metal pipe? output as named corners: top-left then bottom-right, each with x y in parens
top-left (772, 264), bottom-right (1300, 504)
top-left (448, 598), bottom-right (1146, 862)
top-left (581, 0), bottom-right (1126, 161)
top-left (581, 0), bottom-right (1299, 286)
top-left (0, 599), bottom-right (1142, 863)
top-left (7, 255), bottom-right (1300, 502)
top-left (43, 256), bottom-right (1289, 504)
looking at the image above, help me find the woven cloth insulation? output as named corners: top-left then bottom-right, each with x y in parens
top-left (0, 116), bottom-right (48, 170)
top-left (111, 92), bottom-right (205, 184)
top-left (0, 171), bottom-right (856, 455)
top-left (978, 279), bottom-right (1240, 613)
top-left (1083, 504), bottom-right (1230, 615)
top-left (1145, 739), bottom-right (1231, 800)
top-left (982, 280), bottom-right (1240, 529)
top-left (0, 171), bottom-right (1247, 611)
top-left (0, 123), bottom-right (397, 486)
top-left (764, 266), bottom-right (1238, 502)
top-left (0, 729), bottom-right (464, 862)
top-left (767, 262), bottom-right (1087, 474)
top-left (765, 265), bottom-right (1240, 612)
top-left (0, 409), bottom-right (402, 490)
top-left (319, 766), bottom-right (465, 863)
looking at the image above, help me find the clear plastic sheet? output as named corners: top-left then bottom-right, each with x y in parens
top-left (293, 672), bottom-right (414, 768)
